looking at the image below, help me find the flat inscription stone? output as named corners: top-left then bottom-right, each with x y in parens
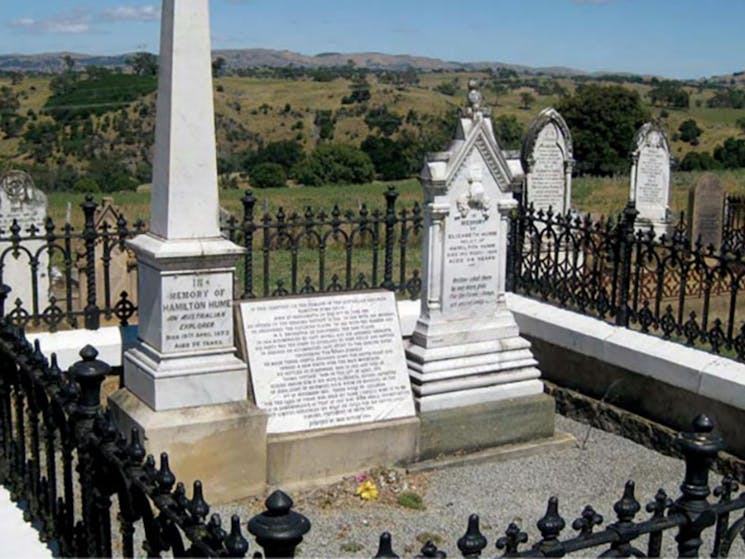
top-left (240, 291), bottom-right (415, 434)
top-left (636, 148), bottom-right (667, 208)
top-left (161, 272), bottom-right (233, 352)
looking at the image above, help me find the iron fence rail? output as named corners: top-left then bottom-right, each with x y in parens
top-left (6, 190), bottom-right (745, 363)
top-left (510, 202), bottom-right (745, 362)
top-left (0, 324), bottom-right (744, 557)
top-left (0, 319), bottom-right (309, 558)
top-left (0, 196), bottom-right (144, 331)
top-left (0, 188), bottom-right (422, 333)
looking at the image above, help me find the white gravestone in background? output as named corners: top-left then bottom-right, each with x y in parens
top-left (239, 291), bottom-right (415, 434)
top-left (630, 122), bottom-right (672, 235)
top-left (406, 82), bottom-right (543, 412)
top-left (0, 170), bottom-right (50, 311)
top-left (521, 108), bottom-right (574, 215)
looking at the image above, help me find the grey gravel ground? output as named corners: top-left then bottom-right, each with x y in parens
top-left (210, 415), bottom-right (743, 558)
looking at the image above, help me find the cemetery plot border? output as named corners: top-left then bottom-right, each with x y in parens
top-left (0, 188), bottom-right (423, 333)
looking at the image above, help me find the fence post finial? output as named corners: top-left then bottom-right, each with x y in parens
top-left (68, 344), bottom-right (109, 417)
top-left (674, 414), bottom-right (724, 556)
top-left (248, 490), bottom-right (311, 558)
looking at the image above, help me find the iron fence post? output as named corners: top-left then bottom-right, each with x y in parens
top-left (241, 191), bottom-right (257, 299)
top-left (248, 490), bottom-right (311, 558)
top-left (615, 201), bottom-right (637, 327)
top-left (69, 344), bottom-right (110, 556)
top-left (673, 414), bottom-right (723, 557)
top-left (0, 284), bottom-right (10, 318)
top-left (506, 206), bottom-right (522, 293)
top-left (382, 187), bottom-right (398, 291)
top-left (81, 196), bottom-right (100, 330)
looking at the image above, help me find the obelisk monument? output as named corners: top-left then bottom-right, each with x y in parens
top-left (110, 0), bottom-right (267, 503)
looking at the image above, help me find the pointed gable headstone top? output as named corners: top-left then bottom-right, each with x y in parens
top-left (421, 80), bottom-right (512, 195)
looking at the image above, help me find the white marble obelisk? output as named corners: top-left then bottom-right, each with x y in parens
top-left (122, 0), bottom-right (246, 411)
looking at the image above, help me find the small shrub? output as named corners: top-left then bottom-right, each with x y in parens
top-left (292, 144), bottom-right (374, 186)
top-left (73, 177), bottom-right (100, 193)
top-left (398, 491), bottom-right (425, 510)
top-left (250, 162), bottom-right (287, 189)
top-left (340, 541), bottom-right (365, 553)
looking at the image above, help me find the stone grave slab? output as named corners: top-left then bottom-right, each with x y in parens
top-left (690, 173), bottom-right (725, 251)
top-left (238, 290), bottom-right (415, 434)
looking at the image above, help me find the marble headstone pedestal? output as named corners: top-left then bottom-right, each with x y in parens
top-left (630, 122), bottom-right (672, 236)
top-left (109, 0), bottom-right (266, 504)
top-left (406, 82), bottom-right (561, 460)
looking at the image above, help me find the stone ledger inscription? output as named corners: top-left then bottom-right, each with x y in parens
top-left (528, 131), bottom-right (565, 212)
top-left (443, 211), bottom-right (499, 316)
top-left (636, 149), bottom-right (667, 208)
top-left (240, 291), bottom-right (415, 434)
top-left (161, 272), bottom-right (233, 352)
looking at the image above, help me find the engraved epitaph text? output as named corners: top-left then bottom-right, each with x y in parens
top-left (161, 273), bottom-right (233, 352)
top-left (241, 291), bottom-right (415, 433)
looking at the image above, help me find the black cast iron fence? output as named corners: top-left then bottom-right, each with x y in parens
top-left (0, 188), bottom-right (422, 333)
top-left (1, 324), bottom-right (745, 557)
top-left (0, 318), bottom-right (311, 557)
top-left (227, 188), bottom-right (422, 300)
top-left (0, 196), bottom-right (143, 332)
top-left (510, 202), bottom-right (745, 362)
top-left (374, 415), bottom-right (745, 557)
top-left (723, 194), bottom-right (745, 253)
top-left (7, 187), bottom-right (745, 365)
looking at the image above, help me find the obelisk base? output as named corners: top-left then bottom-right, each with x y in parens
top-left (109, 388), bottom-right (268, 504)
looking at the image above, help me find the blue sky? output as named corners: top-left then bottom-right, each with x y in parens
top-left (1, 0), bottom-right (744, 79)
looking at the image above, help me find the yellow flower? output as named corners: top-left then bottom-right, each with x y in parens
top-left (355, 480), bottom-right (379, 500)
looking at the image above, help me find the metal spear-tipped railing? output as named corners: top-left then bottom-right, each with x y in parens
top-left (373, 414), bottom-right (745, 558)
top-left (0, 317), bottom-right (311, 557)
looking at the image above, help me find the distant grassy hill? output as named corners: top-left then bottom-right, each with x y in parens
top-left (0, 65), bottom-right (743, 197)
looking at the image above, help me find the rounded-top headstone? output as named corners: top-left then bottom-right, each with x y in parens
top-left (520, 108), bottom-right (573, 214)
top-left (630, 122), bottom-right (671, 229)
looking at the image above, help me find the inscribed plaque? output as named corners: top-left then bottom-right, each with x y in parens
top-left (239, 291), bottom-right (415, 433)
top-left (161, 272), bottom-right (234, 352)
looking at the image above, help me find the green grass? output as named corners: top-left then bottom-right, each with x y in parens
top-left (572, 169), bottom-right (745, 217)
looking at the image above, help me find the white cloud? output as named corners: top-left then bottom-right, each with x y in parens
top-left (10, 10), bottom-right (91, 34)
top-left (8, 5), bottom-right (160, 36)
top-left (100, 5), bottom-right (161, 22)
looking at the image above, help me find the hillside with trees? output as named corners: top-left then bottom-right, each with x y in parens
top-left (0, 57), bottom-right (743, 194)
